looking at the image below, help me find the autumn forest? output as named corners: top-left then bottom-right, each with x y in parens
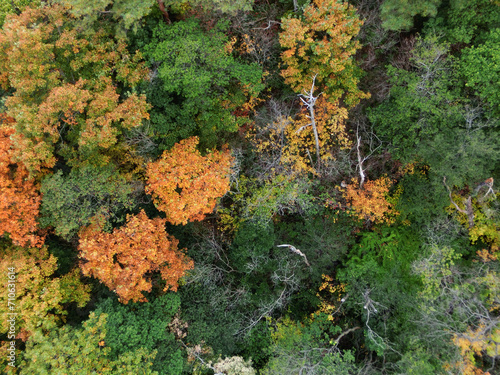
top-left (0, 0), bottom-right (499, 374)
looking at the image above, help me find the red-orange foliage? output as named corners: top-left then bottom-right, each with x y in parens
top-left (343, 177), bottom-right (399, 225)
top-left (0, 5), bottom-right (150, 173)
top-left (0, 116), bottom-right (44, 247)
top-left (146, 136), bottom-right (234, 225)
top-left (79, 210), bottom-right (194, 304)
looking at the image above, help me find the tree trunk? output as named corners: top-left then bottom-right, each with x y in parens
top-left (157, 0), bottom-right (171, 24)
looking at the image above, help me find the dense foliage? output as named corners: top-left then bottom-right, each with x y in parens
top-left (1, 1), bottom-right (499, 374)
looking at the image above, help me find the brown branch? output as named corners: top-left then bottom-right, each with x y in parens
top-left (157, 0), bottom-right (171, 24)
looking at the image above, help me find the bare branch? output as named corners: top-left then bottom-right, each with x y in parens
top-left (298, 75), bottom-right (321, 166)
top-left (253, 20), bottom-right (281, 30)
top-left (277, 244), bottom-right (311, 267)
top-left (443, 176), bottom-right (475, 228)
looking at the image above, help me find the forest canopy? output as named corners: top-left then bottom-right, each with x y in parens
top-left (0, 0), bottom-right (499, 374)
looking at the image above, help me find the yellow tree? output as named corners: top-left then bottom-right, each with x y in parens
top-left (250, 96), bottom-right (350, 175)
top-left (279, 0), bottom-right (368, 108)
top-left (79, 210), bottom-right (193, 304)
top-left (146, 136), bottom-right (233, 225)
top-left (0, 243), bottom-right (90, 341)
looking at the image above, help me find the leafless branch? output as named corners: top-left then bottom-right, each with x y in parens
top-left (277, 244), bottom-right (310, 267)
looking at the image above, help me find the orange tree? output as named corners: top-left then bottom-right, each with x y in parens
top-left (0, 120), bottom-right (44, 247)
top-left (279, 0), bottom-right (368, 108)
top-left (146, 136), bottom-right (233, 225)
top-left (79, 210), bottom-right (193, 304)
top-left (342, 176), bottom-right (400, 225)
top-left (0, 4), bottom-right (149, 173)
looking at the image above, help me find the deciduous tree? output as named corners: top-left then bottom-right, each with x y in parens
top-left (143, 18), bottom-right (263, 150)
top-left (0, 120), bottom-right (44, 247)
top-left (342, 176), bottom-right (399, 225)
top-left (0, 242), bottom-right (91, 341)
top-left (279, 0), bottom-right (368, 108)
top-left (79, 210), bottom-right (193, 304)
top-left (146, 136), bottom-right (233, 225)
top-left (20, 313), bottom-right (158, 374)
top-left (380, 0), bottom-right (441, 31)
top-left (40, 165), bottom-right (136, 240)
top-left (0, 4), bottom-right (149, 173)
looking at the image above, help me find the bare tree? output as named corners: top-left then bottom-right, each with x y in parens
top-left (298, 75), bottom-right (321, 167)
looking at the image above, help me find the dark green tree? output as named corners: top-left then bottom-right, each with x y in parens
top-left (380, 0), bottom-right (442, 31)
top-left (39, 165), bottom-right (135, 239)
top-left (143, 18), bottom-right (263, 150)
top-left (92, 295), bottom-right (184, 374)
top-left (369, 35), bottom-right (500, 188)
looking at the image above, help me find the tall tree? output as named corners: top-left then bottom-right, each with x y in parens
top-left (0, 243), bottom-right (90, 341)
top-left (146, 136), bottom-right (233, 225)
top-left (92, 295), bottom-right (184, 374)
top-left (39, 165), bottom-right (136, 240)
top-left (380, 0), bottom-right (442, 31)
top-left (143, 18), bottom-right (263, 150)
top-left (56, 0), bottom-right (255, 36)
top-left (20, 313), bottom-right (158, 374)
top-left (0, 4), bottom-right (149, 173)
top-left (0, 120), bottom-right (44, 247)
top-left (279, 0), bottom-right (368, 108)
top-left (79, 210), bottom-right (193, 304)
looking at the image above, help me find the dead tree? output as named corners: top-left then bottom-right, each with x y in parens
top-left (298, 75), bottom-right (321, 168)
top-left (443, 176), bottom-right (475, 229)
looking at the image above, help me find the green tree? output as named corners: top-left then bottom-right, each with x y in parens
top-left (57, 0), bottom-right (255, 36)
top-left (368, 35), bottom-right (500, 188)
top-left (92, 295), bottom-right (184, 374)
top-left (460, 29), bottom-right (500, 113)
top-left (426, 0), bottom-right (500, 44)
top-left (263, 313), bottom-right (357, 375)
top-left (0, 242), bottom-right (90, 341)
top-left (20, 313), bottom-right (158, 374)
top-left (380, 0), bottom-right (442, 31)
top-left (39, 165), bottom-right (135, 240)
top-left (143, 18), bottom-right (263, 150)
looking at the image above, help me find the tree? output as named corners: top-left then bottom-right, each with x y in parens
top-left (342, 176), bottom-right (400, 225)
top-left (0, 242), bottom-right (91, 341)
top-left (0, 121), bottom-right (44, 247)
top-left (413, 244), bottom-right (500, 374)
top-left (143, 18), bottom-right (263, 150)
top-left (56, 0), bottom-right (255, 36)
top-left (460, 29), bottom-right (500, 113)
top-left (0, 4), bottom-right (149, 173)
top-left (263, 314), bottom-right (358, 375)
top-left (146, 136), bottom-right (233, 225)
top-left (0, 0), bottom-right (39, 26)
top-left (79, 210), bottom-right (193, 304)
top-left (92, 295), bottom-right (184, 374)
top-left (249, 96), bottom-right (350, 175)
top-left (368, 34), bottom-right (500, 188)
top-left (380, 0), bottom-right (442, 31)
top-left (20, 313), bottom-right (158, 374)
top-left (279, 0), bottom-right (368, 108)
top-left (39, 165), bottom-right (136, 240)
